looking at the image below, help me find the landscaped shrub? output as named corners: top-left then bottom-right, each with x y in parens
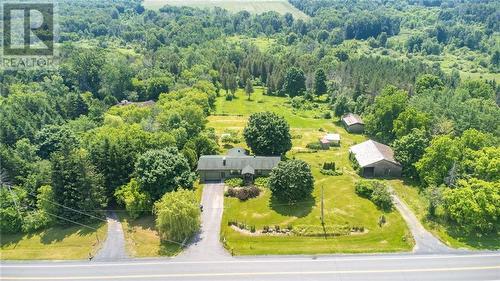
top-left (254, 177), bottom-right (269, 188)
top-left (305, 142), bottom-right (322, 150)
top-left (323, 162), bottom-right (336, 170)
top-left (225, 94), bottom-right (233, 101)
top-left (225, 178), bottom-right (244, 188)
top-left (292, 225), bottom-right (353, 237)
top-left (371, 185), bottom-right (393, 211)
top-left (355, 180), bottom-right (393, 211)
top-left (226, 186), bottom-right (261, 201)
top-left (355, 180), bottom-right (374, 198)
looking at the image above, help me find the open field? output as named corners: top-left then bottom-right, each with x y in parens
top-left (210, 88), bottom-right (414, 255)
top-left (144, 0), bottom-right (309, 20)
top-left (0, 223), bottom-right (107, 260)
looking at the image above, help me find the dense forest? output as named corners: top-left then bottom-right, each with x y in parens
top-left (0, 0), bottom-right (498, 238)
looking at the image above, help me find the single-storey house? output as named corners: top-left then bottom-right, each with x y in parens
top-left (349, 140), bottom-right (402, 178)
top-left (197, 147), bottom-right (280, 182)
top-left (320, 133), bottom-right (341, 149)
top-left (117, 100), bottom-right (155, 107)
top-left (342, 113), bottom-right (364, 133)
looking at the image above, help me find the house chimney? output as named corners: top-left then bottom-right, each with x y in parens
top-left (223, 157), bottom-right (226, 166)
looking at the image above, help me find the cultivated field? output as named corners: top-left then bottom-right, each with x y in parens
top-left (143, 0), bottom-right (309, 20)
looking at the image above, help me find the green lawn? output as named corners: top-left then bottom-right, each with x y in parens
top-left (211, 88), bottom-right (414, 255)
top-left (144, 0), bottom-right (309, 20)
top-left (0, 223), bottom-right (107, 260)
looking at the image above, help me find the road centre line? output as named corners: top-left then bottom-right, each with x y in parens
top-left (1, 253), bottom-right (499, 268)
top-left (3, 265), bottom-right (500, 280)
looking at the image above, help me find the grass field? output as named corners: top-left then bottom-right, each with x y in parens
top-left (144, 0), bottom-right (309, 20)
top-left (0, 223), bottom-right (107, 260)
top-left (211, 88), bottom-right (414, 255)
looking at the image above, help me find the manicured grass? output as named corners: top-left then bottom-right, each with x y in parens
top-left (211, 88), bottom-right (414, 255)
top-left (390, 180), bottom-right (500, 250)
top-left (144, 0), bottom-right (309, 20)
top-left (0, 223), bottom-right (107, 260)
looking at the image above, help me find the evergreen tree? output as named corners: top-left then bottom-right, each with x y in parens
top-left (51, 146), bottom-right (107, 222)
top-left (313, 69), bottom-right (327, 96)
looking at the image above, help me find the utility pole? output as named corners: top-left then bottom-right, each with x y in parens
top-left (320, 185), bottom-right (324, 225)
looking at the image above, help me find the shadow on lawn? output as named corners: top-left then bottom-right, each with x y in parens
top-left (1, 222), bottom-right (102, 248)
top-left (269, 195), bottom-right (315, 218)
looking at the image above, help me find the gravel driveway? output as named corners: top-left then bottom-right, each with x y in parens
top-left (391, 193), bottom-right (457, 253)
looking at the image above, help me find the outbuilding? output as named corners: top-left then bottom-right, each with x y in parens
top-left (349, 140), bottom-right (402, 178)
top-left (197, 148), bottom-right (280, 182)
top-left (342, 113), bottom-right (364, 133)
top-left (320, 133), bottom-right (341, 149)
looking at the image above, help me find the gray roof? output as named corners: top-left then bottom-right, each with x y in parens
top-left (242, 165), bottom-right (255, 175)
top-left (349, 140), bottom-right (400, 167)
top-left (227, 147), bottom-right (247, 156)
top-left (197, 155), bottom-right (281, 171)
top-left (342, 113), bottom-right (364, 126)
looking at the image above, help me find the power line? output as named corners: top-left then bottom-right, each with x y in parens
top-left (16, 186), bottom-right (107, 223)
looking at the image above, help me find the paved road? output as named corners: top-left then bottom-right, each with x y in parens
top-left (93, 211), bottom-right (129, 261)
top-left (2, 253), bottom-right (499, 280)
top-left (176, 183), bottom-right (230, 261)
top-left (391, 192), bottom-right (455, 253)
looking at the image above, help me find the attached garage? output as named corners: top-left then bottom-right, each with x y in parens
top-left (201, 171), bottom-right (223, 182)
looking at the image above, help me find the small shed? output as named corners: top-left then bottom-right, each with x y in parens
top-left (320, 133), bottom-right (341, 149)
top-left (349, 140), bottom-right (402, 178)
top-left (342, 113), bottom-right (364, 134)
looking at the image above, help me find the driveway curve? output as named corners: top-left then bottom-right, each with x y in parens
top-left (391, 193), bottom-right (457, 253)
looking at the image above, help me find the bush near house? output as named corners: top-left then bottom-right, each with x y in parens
top-left (226, 186), bottom-right (260, 201)
top-left (224, 178), bottom-right (244, 188)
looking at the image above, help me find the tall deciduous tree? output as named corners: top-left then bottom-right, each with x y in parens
top-left (415, 135), bottom-right (461, 186)
top-left (134, 147), bottom-right (194, 201)
top-left (243, 112), bottom-right (292, 156)
top-left (269, 159), bottom-right (314, 203)
top-left (154, 189), bottom-right (200, 242)
top-left (282, 67), bottom-right (306, 97)
top-left (393, 129), bottom-right (430, 179)
top-left (365, 86), bottom-right (408, 142)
